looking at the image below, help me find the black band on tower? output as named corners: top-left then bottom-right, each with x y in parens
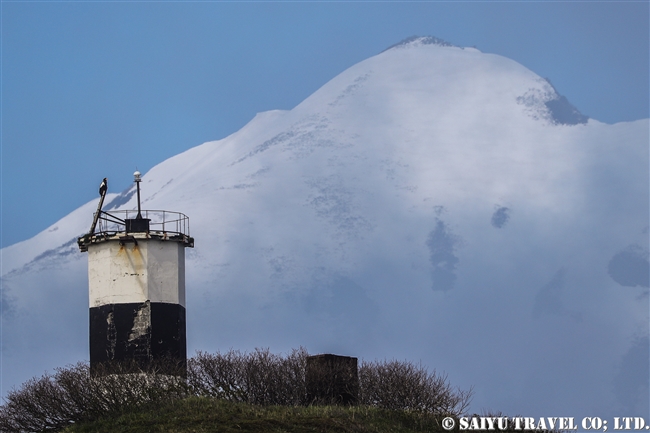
top-left (89, 302), bottom-right (186, 375)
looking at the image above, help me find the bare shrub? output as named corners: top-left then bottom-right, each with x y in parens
top-left (186, 350), bottom-right (247, 401)
top-left (0, 360), bottom-right (189, 433)
top-left (243, 347), bottom-right (305, 405)
top-left (187, 347), bottom-right (308, 406)
top-left (0, 372), bottom-right (73, 432)
top-left (188, 348), bottom-right (470, 413)
top-left (359, 359), bottom-right (472, 416)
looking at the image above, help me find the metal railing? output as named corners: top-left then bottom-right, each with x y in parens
top-left (95, 209), bottom-right (191, 238)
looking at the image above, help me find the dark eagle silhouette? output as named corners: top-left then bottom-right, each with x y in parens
top-left (99, 178), bottom-right (108, 196)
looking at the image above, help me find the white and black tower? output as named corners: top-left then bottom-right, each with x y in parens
top-left (78, 172), bottom-right (194, 375)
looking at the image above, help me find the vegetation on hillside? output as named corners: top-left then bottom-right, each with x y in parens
top-left (0, 348), bottom-right (472, 433)
top-left (62, 397), bottom-right (455, 433)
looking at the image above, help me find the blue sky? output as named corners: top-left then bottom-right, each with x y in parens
top-left (1, 1), bottom-right (648, 249)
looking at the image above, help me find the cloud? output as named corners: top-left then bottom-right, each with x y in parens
top-left (426, 217), bottom-right (460, 292)
top-left (491, 206), bottom-right (510, 229)
top-left (607, 244), bottom-right (650, 288)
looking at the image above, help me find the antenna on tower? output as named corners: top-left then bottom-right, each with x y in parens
top-left (134, 170), bottom-right (142, 219)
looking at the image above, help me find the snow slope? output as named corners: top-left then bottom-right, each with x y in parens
top-left (2, 37), bottom-right (648, 418)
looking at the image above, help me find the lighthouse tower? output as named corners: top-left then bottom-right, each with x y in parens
top-left (78, 172), bottom-right (194, 375)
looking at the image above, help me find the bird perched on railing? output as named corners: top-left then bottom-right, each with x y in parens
top-left (99, 178), bottom-right (108, 197)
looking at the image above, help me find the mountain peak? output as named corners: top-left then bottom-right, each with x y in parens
top-left (381, 36), bottom-right (588, 126)
top-left (382, 35), bottom-right (456, 52)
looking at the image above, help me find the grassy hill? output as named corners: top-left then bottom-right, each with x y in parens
top-left (62, 397), bottom-right (448, 433)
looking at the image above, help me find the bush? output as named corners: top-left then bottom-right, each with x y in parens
top-left (359, 360), bottom-right (472, 415)
top-left (0, 349), bottom-right (472, 432)
top-left (0, 360), bottom-right (188, 432)
top-left (187, 347), bottom-right (308, 406)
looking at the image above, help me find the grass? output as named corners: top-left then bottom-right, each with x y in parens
top-left (61, 397), bottom-right (450, 433)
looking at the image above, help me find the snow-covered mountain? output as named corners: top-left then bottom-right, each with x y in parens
top-left (2, 36), bottom-right (648, 418)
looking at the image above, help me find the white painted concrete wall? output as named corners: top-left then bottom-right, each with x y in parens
top-left (88, 237), bottom-right (185, 307)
